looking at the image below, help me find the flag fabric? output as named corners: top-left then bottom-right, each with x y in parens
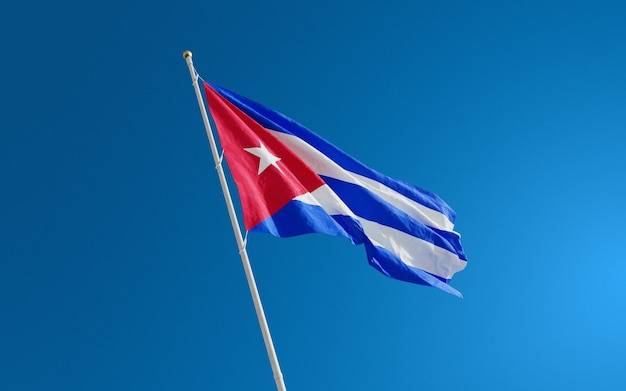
top-left (203, 82), bottom-right (467, 297)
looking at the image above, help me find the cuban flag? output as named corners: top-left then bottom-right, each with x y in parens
top-left (204, 82), bottom-right (467, 297)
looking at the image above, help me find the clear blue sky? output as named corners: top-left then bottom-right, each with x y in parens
top-left (2, 1), bottom-right (626, 390)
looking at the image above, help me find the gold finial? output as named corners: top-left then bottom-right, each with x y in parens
top-left (183, 50), bottom-right (192, 59)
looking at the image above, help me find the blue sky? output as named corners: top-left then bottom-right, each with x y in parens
top-left (2, 1), bottom-right (626, 390)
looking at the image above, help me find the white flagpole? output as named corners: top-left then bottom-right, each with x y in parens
top-left (183, 50), bottom-right (287, 391)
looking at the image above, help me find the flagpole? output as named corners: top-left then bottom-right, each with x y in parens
top-left (183, 50), bottom-right (287, 391)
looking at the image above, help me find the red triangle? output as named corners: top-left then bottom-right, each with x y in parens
top-left (204, 82), bottom-right (325, 230)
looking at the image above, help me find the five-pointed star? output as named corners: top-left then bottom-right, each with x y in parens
top-left (244, 142), bottom-right (282, 175)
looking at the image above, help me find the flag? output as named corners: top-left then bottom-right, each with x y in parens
top-left (203, 82), bottom-right (467, 297)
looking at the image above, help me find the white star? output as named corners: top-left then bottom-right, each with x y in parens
top-left (244, 142), bottom-right (282, 175)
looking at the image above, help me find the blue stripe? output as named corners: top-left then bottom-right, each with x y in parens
top-left (209, 83), bottom-right (456, 224)
top-left (251, 199), bottom-right (360, 243)
top-left (321, 176), bottom-right (467, 261)
top-left (364, 242), bottom-right (463, 298)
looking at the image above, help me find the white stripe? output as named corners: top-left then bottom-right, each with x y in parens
top-left (294, 185), bottom-right (356, 217)
top-left (268, 129), bottom-right (455, 231)
top-left (294, 187), bottom-right (465, 280)
top-left (359, 219), bottom-right (466, 279)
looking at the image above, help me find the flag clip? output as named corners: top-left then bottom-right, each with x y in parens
top-left (239, 231), bottom-right (249, 254)
top-left (215, 149), bottom-right (225, 170)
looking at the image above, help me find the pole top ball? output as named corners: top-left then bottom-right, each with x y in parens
top-left (183, 50), bottom-right (192, 59)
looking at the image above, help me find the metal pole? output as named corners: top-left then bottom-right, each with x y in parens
top-left (183, 50), bottom-right (287, 391)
